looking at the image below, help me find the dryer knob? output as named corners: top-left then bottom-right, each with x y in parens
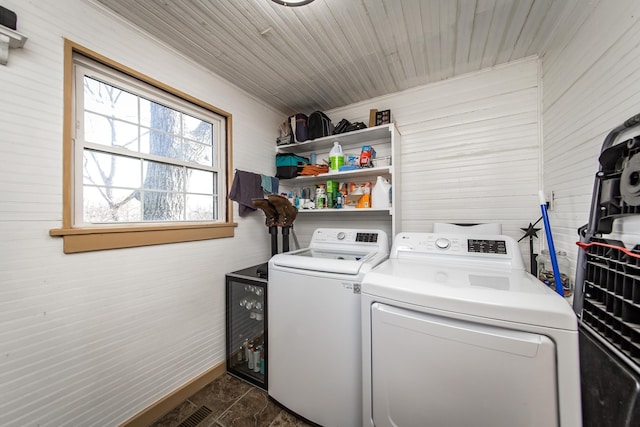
top-left (337, 232), bottom-right (346, 240)
top-left (435, 238), bottom-right (451, 249)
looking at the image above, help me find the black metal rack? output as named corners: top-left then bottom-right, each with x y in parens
top-left (575, 113), bottom-right (640, 426)
top-left (580, 238), bottom-right (640, 365)
top-left (225, 264), bottom-right (268, 390)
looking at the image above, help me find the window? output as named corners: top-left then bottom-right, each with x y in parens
top-left (50, 41), bottom-right (236, 253)
top-left (77, 60), bottom-right (222, 224)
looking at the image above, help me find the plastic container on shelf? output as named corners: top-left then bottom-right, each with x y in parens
top-left (371, 176), bottom-right (391, 209)
top-left (375, 156), bottom-right (391, 167)
top-left (329, 141), bottom-right (344, 173)
top-left (537, 249), bottom-right (573, 298)
top-left (315, 184), bottom-right (327, 209)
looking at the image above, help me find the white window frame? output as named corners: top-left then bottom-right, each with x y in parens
top-left (50, 40), bottom-right (236, 253)
top-left (72, 56), bottom-right (225, 226)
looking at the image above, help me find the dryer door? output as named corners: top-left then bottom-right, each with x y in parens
top-left (370, 303), bottom-right (559, 427)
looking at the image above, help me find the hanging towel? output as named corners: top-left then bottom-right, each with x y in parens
top-left (260, 174), bottom-right (279, 195)
top-left (261, 174), bottom-right (273, 194)
top-left (229, 170), bottom-right (264, 216)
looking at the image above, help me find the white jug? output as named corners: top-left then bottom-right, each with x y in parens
top-left (329, 141), bottom-right (344, 173)
top-left (372, 176), bottom-right (391, 209)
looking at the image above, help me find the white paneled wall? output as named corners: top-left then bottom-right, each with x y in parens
top-left (0, 1), bottom-right (282, 426)
top-left (327, 58), bottom-right (542, 263)
top-left (541, 0), bottom-right (640, 281)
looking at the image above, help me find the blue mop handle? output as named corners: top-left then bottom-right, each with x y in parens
top-left (539, 191), bottom-right (564, 296)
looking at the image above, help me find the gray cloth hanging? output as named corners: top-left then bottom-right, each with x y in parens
top-left (229, 170), bottom-right (264, 216)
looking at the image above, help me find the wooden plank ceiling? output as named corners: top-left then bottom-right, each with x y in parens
top-left (94, 0), bottom-right (581, 114)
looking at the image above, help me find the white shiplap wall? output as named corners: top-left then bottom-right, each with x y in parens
top-left (541, 0), bottom-right (640, 281)
top-left (0, 1), bottom-right (282, 426)
top-left (323, 58), bottom-right (542, 261)
top-left (6, 0), bottom-right (634, 424)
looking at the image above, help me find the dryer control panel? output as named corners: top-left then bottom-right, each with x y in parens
top-left (467, 239), bottom-right (507, 254)
top-left (390, 232), bottom-right (524, 270)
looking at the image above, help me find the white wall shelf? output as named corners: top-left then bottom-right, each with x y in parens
top-left (0, 24), bottom-right (27, 65)
top-left (277, 123), bottom-right (401, 241)
top-left (287, 165), bottom-right (392, 183)
top-left (276, 124), bottom-right (394, 154)
top-left (297, 207), bottom-right (392, 214)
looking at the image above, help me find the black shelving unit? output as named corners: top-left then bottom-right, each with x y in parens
top-left (574, 115), bottom-right (640, 426)
top-left (225, 264), bottom-right (268, 390)
top-left (581, 238), bottom-right (640, 364)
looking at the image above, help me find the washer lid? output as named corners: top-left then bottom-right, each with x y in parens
top-left (362, 259), bottom-right (577, 330)
top-left (270, 228), bottom-right (390, 275)
top-left (271, 249), bottom-right (377, 275)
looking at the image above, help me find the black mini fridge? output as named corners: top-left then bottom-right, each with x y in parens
top-left (225, 264), bottom-right (267, 389)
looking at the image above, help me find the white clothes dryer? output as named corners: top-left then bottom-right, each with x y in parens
top-left (269, 228), bottom-right (389, 427)
top-left (361, 232), bottom-right (582, 427)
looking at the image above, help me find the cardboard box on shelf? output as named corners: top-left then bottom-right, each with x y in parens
top-left (368, 109), bottom-right (378, 127)
top-left (346, 182), bottom-right (371, 208)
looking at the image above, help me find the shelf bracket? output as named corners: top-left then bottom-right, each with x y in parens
top-left (0, 25), bottom-right (27, 65)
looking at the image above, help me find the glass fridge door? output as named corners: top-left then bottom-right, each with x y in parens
top-left (226, 274), bottom-right (267, 389)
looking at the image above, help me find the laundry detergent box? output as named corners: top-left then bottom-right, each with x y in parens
top-left (346, 181), bottom-right (371, 208)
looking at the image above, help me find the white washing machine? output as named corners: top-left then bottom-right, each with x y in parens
top-left (361, 232), bottom-right (582, 427)
top-left (269, 228), bottom-right (389, 427)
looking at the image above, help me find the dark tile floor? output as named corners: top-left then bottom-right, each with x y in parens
top-left (148, 374), bottom-right (312, 427)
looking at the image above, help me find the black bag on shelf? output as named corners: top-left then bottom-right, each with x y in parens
top-left (308, 111), bottom-right (333, 140)
top-left (289, 113), bottom-right (309, 143)
top-left (345, 121), bottom-right (367, 132)
top-left (275, 153), bottom-right (309, 179)
top-left (333, 119), bottom-right (351, 134)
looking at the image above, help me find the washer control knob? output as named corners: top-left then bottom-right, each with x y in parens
top-left (337, 232), bottom-right (346, 240)
top-left (435, 238), bottom-right (451, 249)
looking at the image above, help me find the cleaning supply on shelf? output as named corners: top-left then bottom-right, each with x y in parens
top-left (372, 176), bottom-right (391, 209)
top-left (329, 141), bottom-right (344, 173)
top-left (315, 184), bottom-right (327, 209)
top-left (359, 145), bottom-right (376, 168)
top-left (326, 180), bottom-right (339, 209)
top-left (346, 182), bottom-right (371, 208)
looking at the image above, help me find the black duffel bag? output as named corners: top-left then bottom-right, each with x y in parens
top-left (308, 111), bottom-right (333, 140)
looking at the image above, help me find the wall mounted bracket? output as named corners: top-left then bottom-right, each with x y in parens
top-left (0, 24), bottom-right (27, 65)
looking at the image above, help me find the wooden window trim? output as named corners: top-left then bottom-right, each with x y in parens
top-left (49, 223), bottom-right (236, 253)
top-left (50, 40), bottom-right (236, 253)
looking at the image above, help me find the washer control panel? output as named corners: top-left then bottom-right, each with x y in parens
top-left (356, 232), bottom-right (379, 243)
top-left (309, 228), bottom-right (389, 253)
top-left (435, 238), bottom-right (451, 249)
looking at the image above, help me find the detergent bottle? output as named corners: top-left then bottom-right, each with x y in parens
top-left (372, 176), bottom-right (392, 209)
top-left (329, 141), bottom-right (344, 173)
